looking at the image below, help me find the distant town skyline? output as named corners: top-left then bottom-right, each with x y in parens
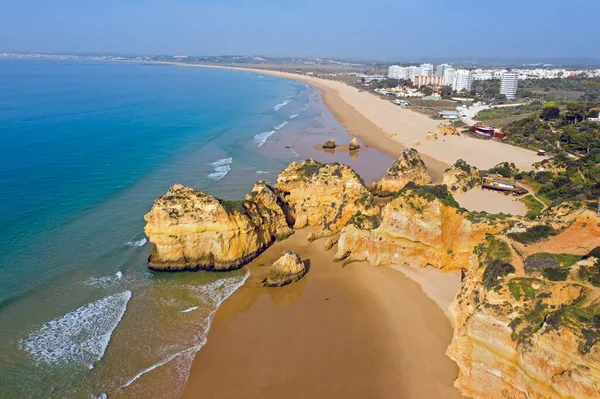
top-left (1, 0), bottom-right (598, 60)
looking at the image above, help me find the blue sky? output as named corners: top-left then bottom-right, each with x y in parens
top-left (0, 0), bottom-right (598, 60)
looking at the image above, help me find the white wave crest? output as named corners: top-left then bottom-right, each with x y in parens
top-left (180, 306), bottom-right (199, 313)
top-left (126, 238), bottom-right (147, 247)
top-left (254, 130), bottom-right (275, 147)
top-left (273, 99), bottom-right (292, 111)
top-left (21, 291), bottom-right (132, 367)
top-left (208, 158), bottom-right (233, 181)
top-left (290, 114), bottom-right (298, 119)
top-left (120, 272), bottom-right (249, 392)
top-left (256, 171), bottom-right (269, 174)
top-left (84, 272), bottom-right (124, 288)
top-left (274, 121), bottom-right (288, 130)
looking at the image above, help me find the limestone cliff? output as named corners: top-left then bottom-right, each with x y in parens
top-left (447, 212), bottom-right (600, 399)
top-left (275, 159), bottom-right (380, 241)
top-left (443, 159), bottom-right (481, 193)
top-left (370, 148), bottom-right (432, 197)
top-left (335, 184), bottom-right (510, 271)
top-left (144, 181), bottom-right (293, 271)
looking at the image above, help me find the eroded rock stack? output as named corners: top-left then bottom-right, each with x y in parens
top-left (370, 148), bottom-right (431, 196)
top-left (275, 159), bottom-right (380, 241)
top-left (335, 184), bottom-right (510, 270)
top-left (443, 159), bottom-right (480, 193)
top-left (263, 251), bottom-right (307, 287)
top-left (144, 181), bottom-right (293, 271)
top-left (322, 139), bottom-right (336, 149)
top-left (349, 137), bottom-right (361, 151)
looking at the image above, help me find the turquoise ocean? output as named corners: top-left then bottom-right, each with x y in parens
top-left (0, 59), bottom-right (370, 398)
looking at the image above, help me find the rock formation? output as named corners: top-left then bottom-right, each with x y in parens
top-left (322, 139), bottom-right (336, 149)
top-left (144, 181), bottom-right (293, 271)
top-left (335, 184), bottom-right (511, 271)
top-left (413, 140), bottom-right (421, 146)
top-left (438, 123), bottom-right (459, 136)
top-left (324, 236), bottom-right (338, 251)
top-left (425, 132), bottom-right (438, 141)
top-left (370, 148), bottom-right (431, 196)
top-left (275, 159), bottom-right (380, 241)
top-left (263, 251), bottom-right (307, 287)
top-left (447, 215), bottom-right (600, 399)
top-left (349, 137), bottom-right (361, 151)
top-left (443, 159), bottom-right (481, 193)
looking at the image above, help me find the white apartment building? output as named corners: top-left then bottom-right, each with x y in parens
top-left (435, 64), bottom-right (451, 77)
top-left (452, 70), bottom-right (473, 93)
top-left (443, 68), bottom-right (456, 88)
top-left (388, 65), bottom-right (409, 80)
top-left (500, 72), bottom-right (519, 100)
top-left (420, 63), bottom-right (434, 76)
top-left (408, 66), bottom-right (421, 79)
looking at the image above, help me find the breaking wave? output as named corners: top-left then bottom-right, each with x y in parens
top-left (273, 99), bottom-right (292, 111)
top-left (208, 158), bottom-right (232, 181)
top-left (20, 291), bottom-right (132, 368)
top-left (126, 238), bottom-right (147, 247)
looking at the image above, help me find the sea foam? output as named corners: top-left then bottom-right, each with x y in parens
top-left (119, 272), bottom-right (249, 393)
top-left (208, 158), bottom-right (232, 181)
top-left (273, 99), bottom-right (292, 111)
top-left (21, 291), bottom-right (132, 367)
top-left (254, 130), bottom-right (275, 147)
top-left (126, 238), bottom-right (147, 247)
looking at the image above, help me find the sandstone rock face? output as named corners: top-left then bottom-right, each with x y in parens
top-left (443, 159), bottom-right (481, 193)
top-left (263, 251), bottom-right (307, 287)
top-left (144, 181), bottom-right (293, 271)
top-left (370, 148), bottom-right (432, 196)
top-left (322, 139), bottom-right (336, 149)
top-left (275, 159), bottom-right (380, 241)
top-left (438, 123), bottom-right (459, 136)
top-left (349, 137), bottom-right (361, 151)
top-left (447, 230), bottom-right (600, 399)
top-left (335, 184), bottom-right (510, 271)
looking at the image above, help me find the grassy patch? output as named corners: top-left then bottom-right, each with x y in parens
top-left (219, 199), bottom-right (246, 214)
top-left (508, 278), bottom-right (537, 301)
top-left (521, 195), bottom-right (544, 219)
top-left (398, 183), bottom-right (461, 208)
top-left (508, 224), bottom-right (557, 244)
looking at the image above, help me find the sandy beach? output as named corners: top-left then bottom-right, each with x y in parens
top-left (180, 228), bottom-right (464, 399)
top-left (224, 66), bottom-right (542, 172)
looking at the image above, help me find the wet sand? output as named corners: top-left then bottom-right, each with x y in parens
top-left (180, 228), bottom-right (463, 399)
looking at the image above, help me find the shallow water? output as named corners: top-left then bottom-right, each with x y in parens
top-left (0, 59), bottom-right (355, 398)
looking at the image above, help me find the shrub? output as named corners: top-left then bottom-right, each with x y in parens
top-left (508, 225), bottom-right (556, 244)
top-left (483, 259), bottom-right (516, 289)
top-left (542, 267), bottom-right (569, 281)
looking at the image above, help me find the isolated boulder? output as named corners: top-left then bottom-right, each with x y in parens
top-left (322, 139), bottom-right (336, 149)
top-left (263, 251), bottom-right (307, 287)
top-left (349, 137), bottom-right (361, 151)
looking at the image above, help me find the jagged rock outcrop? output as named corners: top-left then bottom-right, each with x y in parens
top-left (349, 137), bottom-right (361, 151)
top-left (324, 236), bottom-right (338, 251)
top-left (322, 139), bottom-right (336, 149)
top-left (144, 181), bottom-right (293, 271)
top-left (263, 251), bottom-right (307, 287)
top-left (425, 132), bottom-right (438, 141)
top-left (335, 184), bottom-right (511, 271)
top-left (275, 159), bottom-right (379, 241)
top-left (447, 229), bottom-right (600, 399)
top-left (370, 148), bottom-right (432, 196)
top-left (443, 159), bottom-right (481, 193)
top-left (438, 123), bottom-right (459, 136)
